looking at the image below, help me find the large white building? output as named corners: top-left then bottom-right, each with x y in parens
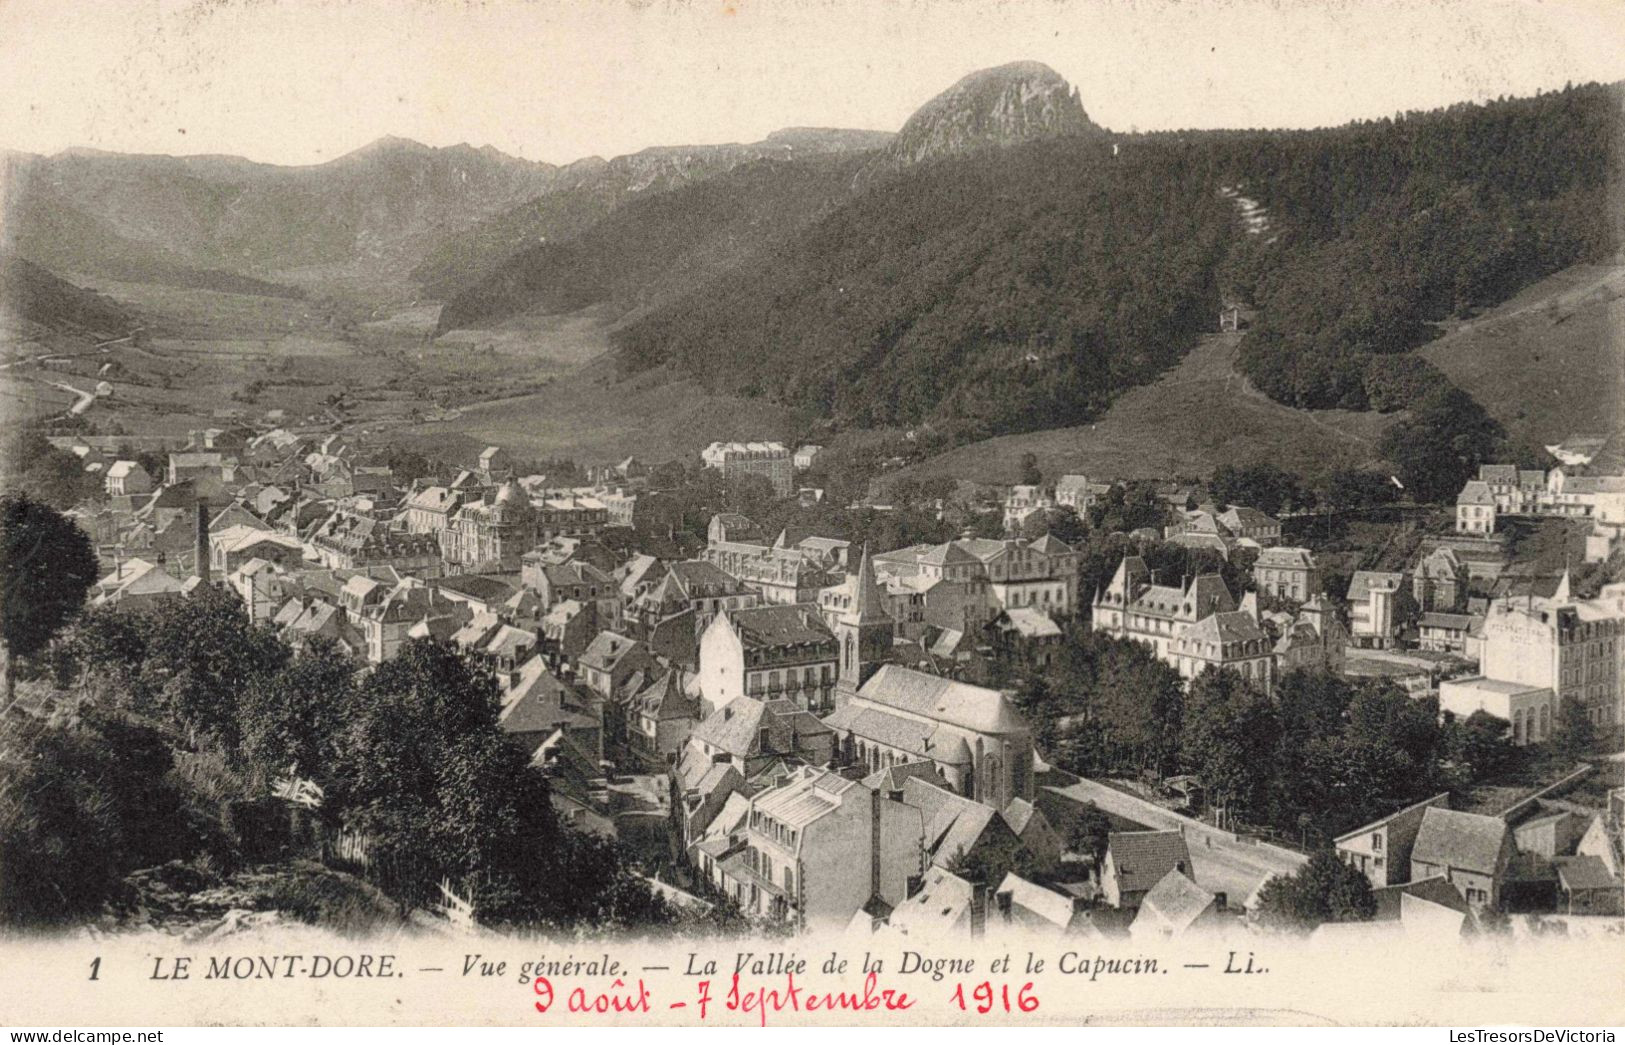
top-left (1092, 556), bottom-right (1273, 692)
top-left (1479, 576), bottom-right (1625, 728)
top-left (700, 441), bottom-right (794, 498)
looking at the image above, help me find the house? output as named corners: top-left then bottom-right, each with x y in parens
top-left (576, 631), bottom-right (655, 701)
top-left (1553, 856), bottom-right (1623, 915)
top-left (1334, 793), bottom-right (1451, 889)
top-left (440, 480), bottom-right (535, 570)
top-left (209, 525), bottom-right (307, 576)
top-left (1173, 610), bottom-right (1275, 694)
top-left (526, 559), bottom-right (619, 621)
top-left (477, 445), bottom-right (512, 481)
top-left (1093, 557), bottom-right (1237, 665)
top-left (712, 765), bottom-right (924, 927)
top-left (884, 866), bottom-right (980, 938)
top-left (637, 560), bottom-right (760, 634)
top-left (1002, 485), bottom-right (1054, 532)
top-left (1216, 505), bottom-right (1281, 546)
top-left (1129, 868), bottom-right (1222, 938)
top-left (1512, 809), bottom-right (1591, 860)
top-left (93, 557), bottom-right (185, 607)
top-left (104, 460), bottom-right (153, 498)
top-left (1252, 546), bottom-right (1319, 602)
top-left (792, 445), bottom-right (824, 471)
top-left (824, 664), bottom-right (1035, 810)
top-left (499, 655), bottom-right (601, 761)
top-left (992, 873), bottom-right (1092, 935)
top-left (630, 670), bottom-right (701, 764)
top-left (1410, 807), bottom-right (1514, 909)
top-left (1347, 570), bottom-right (1412, 648)
top-left (1272, 595), bottom-right (1349, 674)
top-left (1100, 830), bottom-right (1194, 910)
top-left (698, 603), bottom-right (838, 715)
top-left (900, 775), bottom-right (1025, 872)
top-left (1413, 547), bottom-right (1469, 613)
top-left (684, 695), bottom-right (834, 779)
top-left (1456, 481), bottom-right (1497, 535)
top-left (1417, 612), bottom-right (1476, 654)
top-left (1054, 474), bottom-right (1108, 514)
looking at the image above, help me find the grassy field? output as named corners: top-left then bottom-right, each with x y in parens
top-left (888, 332), bottom-right (1396, 486)
top-left (1422, 261), bottom-right (1624, 447)
top-left (393, 353), bottom-right (802, 464)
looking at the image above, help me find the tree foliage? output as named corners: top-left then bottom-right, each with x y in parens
top-left (1254, 847), bottom-right (1377, 931)
top-left (1, 492), bottom-right (98, 692)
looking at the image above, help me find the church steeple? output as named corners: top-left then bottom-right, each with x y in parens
top-left (829, 544), bottom-right (893, 709)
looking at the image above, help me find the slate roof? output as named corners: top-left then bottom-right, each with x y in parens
top-left (1254, 546), bottom-right (1314, 570)
top-left (1181, 609), bottom-right (1267, 646)
top-left (1412, 807), bottom-right (1510, 876)
top-left (1133, 868), bottom-right (1217, 933)
top-left (1106, 830), bottom-right (1192, 895)
top-left (726, 603), bottom-right (834, 649)
top-left (1457, 481), bottom-right (1495, 506)
top-left (855, 664), bottom-right (1028, 735)
top-left (1555, 855), bottom-right (1619, 892)
top-left (1371, 875), bottom-right (1471, 921)
top-left (996, 872), bottom-right (1078, 929)
top-left (1347, 570), bottom-right (1406, 600)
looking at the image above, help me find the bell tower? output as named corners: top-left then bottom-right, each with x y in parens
top-left (832, 544), bottom-right (893, 707)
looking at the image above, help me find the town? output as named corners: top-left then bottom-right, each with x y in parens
top-left (4, 415), bottom-right (1621, 942)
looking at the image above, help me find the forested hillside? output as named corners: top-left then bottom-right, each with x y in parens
top-left (1221, 83), bottom-right (1619, 413)
top-left (434, 153), bottom-right (865, 331)
top-left (614, 138), bottom-right (1235, 442)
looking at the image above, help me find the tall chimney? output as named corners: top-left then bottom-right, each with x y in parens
top-left (195, 501), bottom-right (211, 583)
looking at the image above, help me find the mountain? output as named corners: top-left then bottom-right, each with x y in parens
top-left (434, 152), bottom-right (867, 332)
top-left (859, 61), bottom-right (1104, 180)
top-left (412, 128), bottom-right (894, 298)
top-left (611, 80), bottom-right (1618, 459)
top-left (614, 134), bottom-right (1214, 440)
top-left (0, 254), bottom-right (135, 339)
top-left (2, 139), bottom-right (560, 298)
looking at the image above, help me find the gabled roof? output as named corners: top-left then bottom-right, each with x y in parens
top-left (1347, 570), bottom-right (1406, 600)
top-left (995, 872), bottom-right (1079, 930)
top-left (1254, 546), bottom-right (1314, 570)
top-left (1133, 868), bottom-right (1217, 933)
top-left (1181, 609), bottom-right (1266, 646)
top-left (1412, 807), bottom-right (1510, 876)
top-left (1106, 830), bottom-right (1192, 895)
top-left (725, 603), bottom-right (834, 649)
top-left (855, 664), bottom-right (1028, 736)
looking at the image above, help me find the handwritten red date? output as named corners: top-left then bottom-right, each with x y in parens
top-left (950, 981), bottom-right (1039, 1015)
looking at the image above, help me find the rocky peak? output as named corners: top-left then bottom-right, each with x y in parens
top-left (864, 61), bottom-right (1103, 179)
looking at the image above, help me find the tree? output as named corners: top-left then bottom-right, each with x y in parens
top-left (239, 636), bottom-right (357, 785)
top-left (0, 492), bottom-right (99, 700)
top-left (1020, 506), bottom-right (1088, 545)
top-left (1017, 452), bottom-right (1042, 487)
top-left (1181, 668), bottom-right (1280, 825)
top-left (137, 585), bottom-right (289, 751)
top-left (1253, 847), bottom-right (1376, 931)
top-left (1552, 700), bottom-right (1598, 759)
top-left (1208, 463), bottom-right (1306, 516)
top-left (1378, 386), bottom-right (1505, 504)
top-left (1450, 710), bottom-right (1516, 781)
top-left (1067, 802), bottom-right (1112, 866)
top-left (326, 639), bottom-right (669, 929)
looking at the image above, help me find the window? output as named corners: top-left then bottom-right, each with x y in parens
top-left (1372, 833), bottom-right (1383, 851)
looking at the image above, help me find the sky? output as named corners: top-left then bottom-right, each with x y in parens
top-left (0, 0), bottom-right (1622, 167)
